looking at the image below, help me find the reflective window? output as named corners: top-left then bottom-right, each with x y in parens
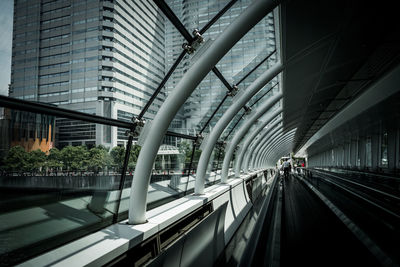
top-left (0, 107), bottom-right (130, 265)
top-left (381, 131), bottom-right (388, 167)
top-left (2, 0), bottom-right (281, 263)
top-left (366, 136), bottom-right (372, 167)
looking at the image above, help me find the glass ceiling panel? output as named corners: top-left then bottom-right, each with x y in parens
top-left (247, 78), bottom-right (279, 108)
top-left (220, 108), bottom-right (246, 141)
top-left (167, 71), bottom-right (226, 135)
top-left (138, 17), bottom-right (186, 122)
top-left (166, 0), bottom-right (232, 35)
top-left (215, 11), bottom-right (276, 86)
top-left (220, 81), bottom-right (280, 142)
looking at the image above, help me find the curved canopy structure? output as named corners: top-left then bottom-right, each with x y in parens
top-left (1, 0), bottom-right (400, 265)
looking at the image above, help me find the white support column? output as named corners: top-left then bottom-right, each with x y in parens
top-left (128, 0), bottom-right (281, 224)
top-left (372, 133), bottom-right (380, 171)
top-left (256, 134), bottom-right (284, 169)
top-left (264, 141), bottom-right (293, 166)
top-left (262, 143), bottom-right (290, 167)
top-left (359, 138), bottom-right (366, 168)
top-left (263, 135), bottom-right (295, 163)
top-left (195, 62), bottom-right (283, 194)
top-left (234, 108), bottom-right (282, 177)
top-left (243, 118), bottom-right (282, 172)
top-left (252, 127), bottom-right (283, 170)
top-left (388, 128), bottom-right (397, 171)
top-left (259, 129), bottom-right (296, 166)
top-left (261, 132), bottom-right (295, 167)
top-left (250, 128), bottom-right (283, 171)
top-left (221, 94), bottom-right (282, 181)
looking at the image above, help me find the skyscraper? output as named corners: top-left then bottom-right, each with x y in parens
top-left (165, 0), bottom-right (277, 135)
top-left (10, 0), bottom-right (166, 148)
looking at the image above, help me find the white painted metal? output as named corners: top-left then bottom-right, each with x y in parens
top-left (264, 139), bottom-right (294, 166)
top-left (260, 130), bottom-right (296, 167)
top-left (242, 116), bottom-right (282, 173)
top-left (234, 108), bottom-right (282, 177)
top-left (263, 143), bottom-right (293, 167)
top-left (250, 126), bottom-right (283, 170)
top-left (257, 131), bottom-right (295, 168)
top-left (128, 0), bottom-right (281, 224)
top-left (264, 132), bottom-right (295, 160)
top-left (221, 94), bottom-right (282, 181)
top-left (195, 62), bottom-right (283, 194)
top-left (259, 128), bottom-right (295, 165)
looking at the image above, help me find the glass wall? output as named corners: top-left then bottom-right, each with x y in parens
top-left (381, 131), bottom-right (388, 167)
top-left (1, 0), bottom-right (279, 264)
top-left (0, 106), bottom-right (130, 265)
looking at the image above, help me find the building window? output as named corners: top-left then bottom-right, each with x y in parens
top-left (366, 136), bottom-right (372, 167)
top-left (381, 132), bottom-right (388, 167)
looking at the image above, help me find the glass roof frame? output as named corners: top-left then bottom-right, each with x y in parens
top-left (0, 1), bottom-right (284, 261)
top-left (1, 0), bottom-right (281, 223)
top-left (222, 81), bottom-right (279, 141)
top-left (147, 0), bottom-right (272, 138)
top-left (143, 0), bottom-right (280, 191)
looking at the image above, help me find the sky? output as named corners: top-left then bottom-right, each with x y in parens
top-left (0, 0), bottom-right (13, 96)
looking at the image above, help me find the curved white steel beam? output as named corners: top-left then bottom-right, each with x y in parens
top-left (250, 127), bottom-right (283, 171)
top-left (264, 141), bottom-right (294, 167)
top-left (257, 130), bottom-right (295, 168)
top-left (128, 0), bottom-right (281, 224)
top-left (264, 131), bottom-right (295, 159)
top-left (264, 138), bottom-right (294, 163)
top-left (243, 116), bottom-right (282, 173)
top-left (267, 143), bottom-right (293, 166)
top-left (260, 140), bottom-right (292, 168)
top-left (260, 131), bottom-right (296, 167)
top-left (251, 126), bottom-right (283, 170)
top-left (221, 94), bottom-right (282, 181)
top-left (233, 107), bottom-right (282, 178)
top-left (195, 62), bottom-right (283, 194)
top-left (263, 141), bottom-right (293, 167)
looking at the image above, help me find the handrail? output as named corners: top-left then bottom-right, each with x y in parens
top-left (239, 171), bottom-right (280, 266)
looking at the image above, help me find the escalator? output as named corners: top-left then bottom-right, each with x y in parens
top-left (281, 175), bottom-right (380, 267)
top-left (229, 172), bottom-right (398, 267)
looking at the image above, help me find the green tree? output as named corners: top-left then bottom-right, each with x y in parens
top-left (87, 147), bottom-right (108, 174)
top-left (98, 145), bottom-right (112, 174)
top-left (27, 149), bottom-right (46, 174)
top-left (96, 144), bottom-right (110, 152)
top-left (61, 145), bottom-right (89, 173)
top-left (109, 145), bottom-right (142, 173)
top-left (110, 146), bottom-right (125, 172)
top-left (46, 147), bottom-right (63, 173)
top-left (128, 144), bottom-right (141, 171)
top-left (4, 145), bottom-right (28, 174)
top-left (179, 141), bottom-right (192, 164)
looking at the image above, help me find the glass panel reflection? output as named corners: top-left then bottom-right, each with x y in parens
top-left (220, 109), bottom-right (245, 141)
top-left (220, 79), bottom-right (280, 143)
top-left (205, 144), bottom-right (225, 187)
top-left (168, 71), bottom-right (226, 135)
top-left (0, 107), bottom-right (130, 265)
top-left (215, 11), bottom-right (276, 86)
top-left (166, 0), bottom-right (231, 34)
top-left (136, 138), bottom-right (198, 209)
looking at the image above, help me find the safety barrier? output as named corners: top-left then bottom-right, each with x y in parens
top-left (19, 169), bottom-right (271, 266)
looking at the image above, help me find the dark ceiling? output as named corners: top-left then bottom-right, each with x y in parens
top-left (280, 0), bottom-right (400, 154)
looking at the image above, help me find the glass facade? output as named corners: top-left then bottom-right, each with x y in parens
top-left (0, 0), bottom-right (399, 265)
top-left (10, 0), bottom-right (167, 148)
top-left (1, 0), bottom-right (284, 264)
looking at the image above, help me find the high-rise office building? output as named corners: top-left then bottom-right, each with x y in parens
top-left (10, 0), bottom-right (166, 148)
top-left (165, 0), bottom-right (277, 134)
